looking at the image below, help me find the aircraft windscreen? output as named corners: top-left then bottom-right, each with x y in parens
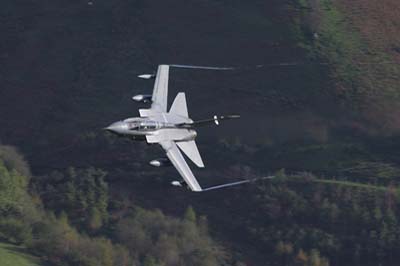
top-left (139, 121), bottom-right (157, 130)
top-left (128, 121), bottom-right (157, 131)
top-left (128, 121), bottom-right (140, 130)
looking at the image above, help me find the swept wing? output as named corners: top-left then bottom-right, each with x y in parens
top-left (144, 65), bottom-right (204, 191)
top-left (151, 65), bottom-right (170, 112)
top-left (160, 141), bottom-right (202, 192)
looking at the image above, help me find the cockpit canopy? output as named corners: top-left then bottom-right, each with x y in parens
top-left (124, 118), bottom-right (158, 131)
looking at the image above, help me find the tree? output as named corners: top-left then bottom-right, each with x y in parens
top-left (0, 218), bottom-right (32, 244)
top-left (0, 159), bottom-right (39, 244)
top-left (143, 256), bottom-right (158, 266)
top-left (88, 207), bottom-right (103, 230)
top-left (184, 206), bottom-right (197, 223)
top-left (115, 207), bottom-right (224, 266)
top-left (309, 249), bottom-right (322, 266)
top-left (295, 249), bottom-right (308, 266)
top-left (30, 213), bottom-right (132, 266)
top-left (34, 167), bottom-right (109, 230)
top-left (0, 144), bottom-right (31, 178)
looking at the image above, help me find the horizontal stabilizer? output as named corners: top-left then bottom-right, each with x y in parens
top-left (176, 140), bottom-right (204, 168)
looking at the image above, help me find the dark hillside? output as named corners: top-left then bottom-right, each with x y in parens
top-left (0, 0), bottom-right (338, 158)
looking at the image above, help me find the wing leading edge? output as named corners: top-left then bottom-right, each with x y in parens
top-left (151, 65), bottom-right (170, 112)
top-left (160, 141), bottom-right (202, 192)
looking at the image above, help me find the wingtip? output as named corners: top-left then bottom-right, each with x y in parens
top-left (192, 187), bottom-right (203, 192)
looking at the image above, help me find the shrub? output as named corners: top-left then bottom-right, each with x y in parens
top-left (0, 217), bottom-right (32, 245)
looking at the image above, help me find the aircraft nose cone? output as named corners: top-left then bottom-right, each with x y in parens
top-left (104, 121), bottom-right (126, 134)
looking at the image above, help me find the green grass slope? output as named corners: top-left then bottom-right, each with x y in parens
top-left (0, 242), bottom-right (41, 266)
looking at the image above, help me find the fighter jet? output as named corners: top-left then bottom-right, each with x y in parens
top-left (105, 65), bottom-right (240, 192)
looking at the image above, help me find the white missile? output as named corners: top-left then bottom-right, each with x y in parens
top-left (149, 160), bottom-right (162, 167)
top-left (149, 158), bottom-right (171, 167)
top-left (138, 74), bottom-right (155, 79)
top-left (171, 181), bottom-right (183, 187)
top-left (132, 94), bottom-right (152, 102)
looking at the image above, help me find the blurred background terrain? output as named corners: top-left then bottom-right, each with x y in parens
top-left (1, 0), bottom-right (400, 265)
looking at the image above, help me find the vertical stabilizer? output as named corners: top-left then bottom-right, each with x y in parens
top-left (169, 93), bottom-right (188, 117)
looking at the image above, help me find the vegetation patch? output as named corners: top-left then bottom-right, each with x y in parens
top-left (294, 0), bottom-right (400, 132)
top-left (0, 242), bottom-right (41, 266)
top-left (0, 144), bottom-right (230, 266)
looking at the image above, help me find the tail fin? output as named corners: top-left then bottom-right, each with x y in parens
top-left (169, 93), bottom-right (188, 117)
